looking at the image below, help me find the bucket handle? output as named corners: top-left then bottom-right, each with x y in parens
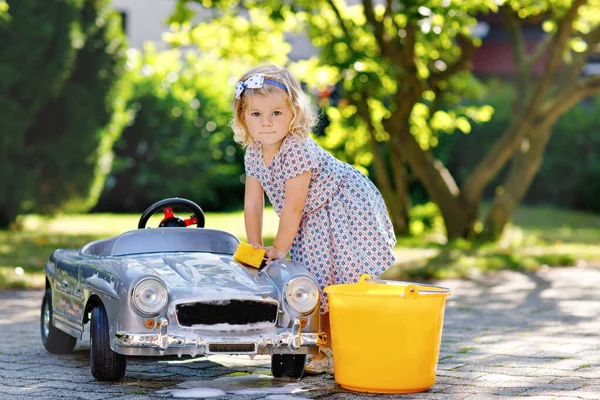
top-left (358, 274), bottom-right (450, 296)
top-left (359, 277), bottom-right (420, 298)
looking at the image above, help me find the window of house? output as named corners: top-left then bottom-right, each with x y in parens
top-left (116, 10), bottom-right (128, 35)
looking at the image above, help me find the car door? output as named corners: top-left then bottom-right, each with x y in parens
top-left (54, 252), bottom-right (83, 323)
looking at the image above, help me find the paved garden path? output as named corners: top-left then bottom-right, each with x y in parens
top-left (1, 266), bottom-right (599, 399)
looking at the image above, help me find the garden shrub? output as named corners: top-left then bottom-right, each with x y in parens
top-left (94, 47), bottom-right (245, 213)
top-left (0, 0), bottom-right (129, 226)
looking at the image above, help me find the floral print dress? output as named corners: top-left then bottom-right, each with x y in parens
top-left (245, 134), bottom-right (396, 314)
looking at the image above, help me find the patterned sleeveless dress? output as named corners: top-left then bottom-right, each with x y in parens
top-left (244, 134), bottom-right (396, 314)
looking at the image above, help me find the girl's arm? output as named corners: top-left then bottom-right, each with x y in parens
top-left (270, 170), bottom-right (312, 260)
top-left (244, 176), bottom-right (265, 246)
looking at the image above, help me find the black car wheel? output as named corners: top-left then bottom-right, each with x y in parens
top-left (271, 354), bottom-right (306, 379)
top-left (41, 288), bottom-right (77, 354)
top-left (90, 304), bottom-right (126, 381)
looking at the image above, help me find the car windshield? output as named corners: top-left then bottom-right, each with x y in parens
top-left (81, 228), bottom-right (239, 257)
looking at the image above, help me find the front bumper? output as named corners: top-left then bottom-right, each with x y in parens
top-left (114, 318), bottom-right (326, 356)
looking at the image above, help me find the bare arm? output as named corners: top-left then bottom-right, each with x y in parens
top-left (271, 170), bottom-right (312, 257)
top-left (244, 176), bottom-right (265, 246)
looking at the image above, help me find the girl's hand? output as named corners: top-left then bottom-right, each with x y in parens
top-left (265, 245), bottom-right (287, 264)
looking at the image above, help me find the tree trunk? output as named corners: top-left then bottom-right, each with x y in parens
top-left (377, 177), bottom-right (409, 235)
top-left (483, 127), bottom-right (552, 239)
top-left (387, 120), bottom-right (471, 239)
top-left (460, 117), bottom-right (532, 215)
top-left (367, 133), bottom-right (408, 234)
top-left (388, 140), bottom-right (410, 234)
top-left (356, 96), bottom-right (409, 235)
top-left (369, 135), bottom-right (408, 234)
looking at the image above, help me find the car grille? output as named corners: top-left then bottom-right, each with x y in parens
top-left (176, 299), bottom-right (278, 327)
top-left (208, 343), bottom-right (256, 353)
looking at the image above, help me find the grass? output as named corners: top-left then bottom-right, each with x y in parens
top-left (0, 209), bottom-right (280, 290)
top-left (382, 205), bottom-right (600, 281)
top-left (1, 204), bottom-right (599, 290)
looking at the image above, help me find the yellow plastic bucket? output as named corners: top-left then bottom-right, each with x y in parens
top-left (324, 274), bottom-right (450, 394)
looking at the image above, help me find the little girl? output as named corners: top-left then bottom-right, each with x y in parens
top-left (231, 65), bottom-right (396, 374)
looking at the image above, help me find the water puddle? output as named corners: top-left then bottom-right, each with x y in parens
top-left (156, 374), bottom-right (311, 398)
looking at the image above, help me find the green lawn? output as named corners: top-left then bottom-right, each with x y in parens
top-left (383, 205), bottom-right (600, 280)
top-left (1, 205), bottom-right (599, 289)
top-left (0, 209), bottom-right (280, 290)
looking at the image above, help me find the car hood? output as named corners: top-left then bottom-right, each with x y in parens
top-left (124, 253), bottom-right (278, 299)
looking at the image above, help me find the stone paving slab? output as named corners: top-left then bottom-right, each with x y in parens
top-left (1, 266), bottom-right (600, 399)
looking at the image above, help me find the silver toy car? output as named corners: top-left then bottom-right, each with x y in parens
top-left (41, 198), bottom-right (326, 381)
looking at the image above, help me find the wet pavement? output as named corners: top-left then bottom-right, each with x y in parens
top-left (1, 265), bottom-right (599, 399)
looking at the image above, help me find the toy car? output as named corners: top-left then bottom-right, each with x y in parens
top-left (40, 198), bottom-right (325, 381)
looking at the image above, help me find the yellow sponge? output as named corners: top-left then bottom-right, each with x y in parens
top-left (234, 241), bottom-right (267, 269)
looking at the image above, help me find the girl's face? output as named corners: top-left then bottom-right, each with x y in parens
top-left (244, 91), bottom-right (294, 151)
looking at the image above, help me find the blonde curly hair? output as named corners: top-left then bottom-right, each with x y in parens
top-left (231, 65), bottom-right (317, 147)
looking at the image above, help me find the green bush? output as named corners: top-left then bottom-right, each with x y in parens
top-left (94, 47), bottom-right (245, 213)
top-left (0, 0), bottom-right (129, 226)
top-left (527, 96), bottom-right (600, 212)
top-left (409, 202), bottom-right (445, 237)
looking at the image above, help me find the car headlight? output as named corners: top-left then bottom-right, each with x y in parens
top-left (285, 277), bottom-right (318, 314)
top-left (132, 278), bottom-right (168, 316)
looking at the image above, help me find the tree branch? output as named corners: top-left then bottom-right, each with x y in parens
top-left (544, 75), bottom-right (600, 123)
top-left (460, 116), bottom-right (531, 209)
top-left (385, 0), bottom-right (393, 18)
top-left (526, 30), bottom-right (554, 69)
top-left (393, 23), bottom-right (421, 105)
top-left (428, 34), bottom-right (476, 89)
top-left (525, 0), bottom-right (586, 114)
top-left (554, 23), bottom-right (600, 98)
top-left (362, 0), bottom-right (387, 54)
top-left (385, 0), bottom-right (401, 34)
top-left (501, 5), bottom-right (527, 69)
top-left (355, 98), bottom-right (395, 197)
top-left (401, 23), bottom-right (418, 69)
top-left (354, 94), bottom-right (409, 232)
top-left (500, 5), bottom-right (529, 112)
top-left (324, 0), bottom-right (352, 39)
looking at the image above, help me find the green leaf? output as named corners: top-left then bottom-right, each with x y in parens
top-left (455, 116), bottom-right (471, 134)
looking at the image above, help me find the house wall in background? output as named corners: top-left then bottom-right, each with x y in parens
top-left (111, 0), bottom-right (316, 59)
top-left (112, 0), bottom-right (204, 50)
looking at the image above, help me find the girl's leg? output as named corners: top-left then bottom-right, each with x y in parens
top-left (312, 312), bottom-right (331, 360)
top-left (304, 312), bottom-right (334, 374)
top-left (321, 312), bottom-right (331, 349)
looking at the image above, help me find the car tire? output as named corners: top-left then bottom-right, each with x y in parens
top-left (271, 354), bottom-right (306, 379)
top-left (40, 288), bottom-right (77, 354)
top-left (90, 304), bottom-right (126, 381)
